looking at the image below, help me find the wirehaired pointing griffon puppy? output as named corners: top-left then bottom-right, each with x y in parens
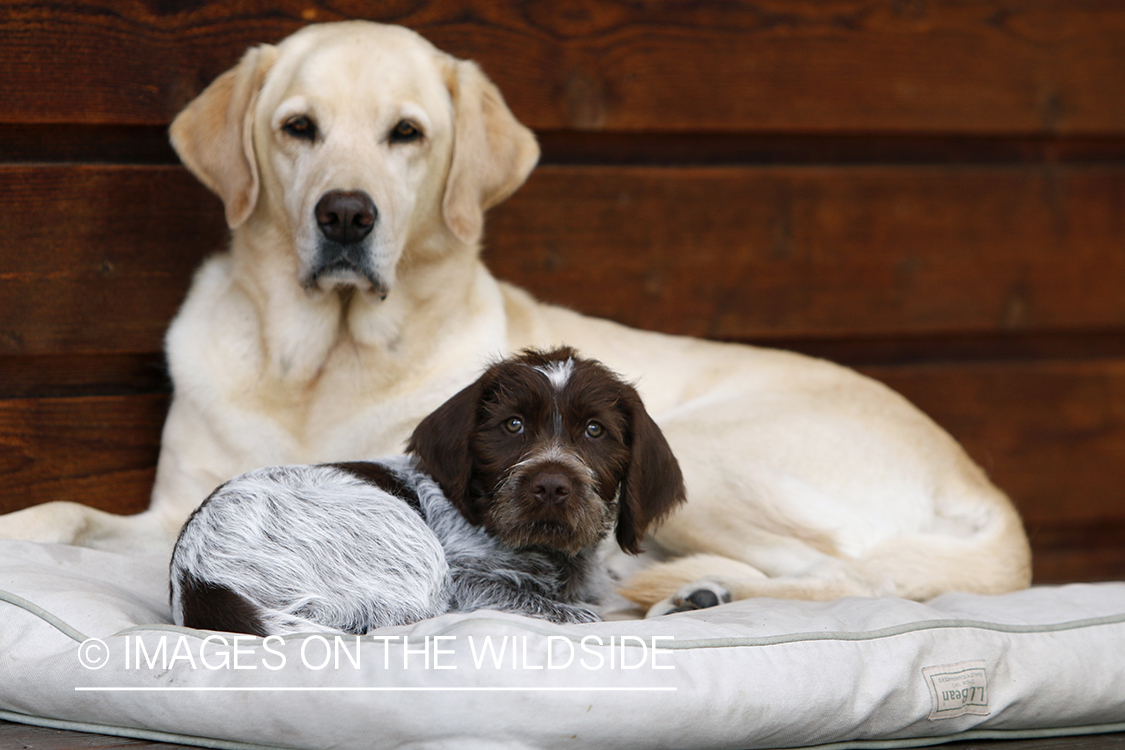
top-left (170, 348), bottom-right (685, 634)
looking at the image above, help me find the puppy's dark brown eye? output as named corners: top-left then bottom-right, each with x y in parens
top-left (282, 116), bottom-right (317, 140)
top-left (504, 417), bottom-right (524, 435)
top-left (389, 119), bottom-right (423, 143)
top-left (585, 421), bottom-right (604, 438)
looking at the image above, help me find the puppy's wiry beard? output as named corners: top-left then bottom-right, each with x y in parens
top-left (482, 449), bottom-right (615, 555)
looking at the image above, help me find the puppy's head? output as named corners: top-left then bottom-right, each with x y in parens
top-left (170, 21), bottom-right (538, 298)
top-left (408, 348), bottom-right (686, 555)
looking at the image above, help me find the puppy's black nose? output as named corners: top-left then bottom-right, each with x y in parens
top-left (532, 472), bottom-right (572, 504)
top-left (315, 191), bottom-right (377, 245)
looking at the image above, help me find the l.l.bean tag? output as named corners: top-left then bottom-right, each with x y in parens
top-left (922, 660), bottom-right (990, 720)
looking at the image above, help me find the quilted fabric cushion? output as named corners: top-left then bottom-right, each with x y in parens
top-left (1, 539), bottom-right (1124, 750)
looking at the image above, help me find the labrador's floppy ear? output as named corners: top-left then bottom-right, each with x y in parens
top-left (442, 58), bottom-right (540, 245)
top-left (615, 385), bottom-right (687, 555)
top-left (170, 45), bottom-right (277, 229)
top-left (407, 377), bottom-right (487, 523)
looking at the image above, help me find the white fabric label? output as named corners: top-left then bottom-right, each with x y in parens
top-left (922, 660), bottom-right (990, 720)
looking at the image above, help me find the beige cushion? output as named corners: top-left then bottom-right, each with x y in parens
top-left (2, 539), bottom-right (1124, 750)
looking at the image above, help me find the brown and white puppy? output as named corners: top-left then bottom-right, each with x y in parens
top-left (0, 21), bottom-right (1031, 616)
top-left (170, 348), bottom-right (684, 633)
top-left (409, 347), bottom-right (683, 560)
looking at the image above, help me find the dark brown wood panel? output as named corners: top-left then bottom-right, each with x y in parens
top-left (0, 394), bottom-right (166, 517)
top-left (1029, 519), bottom-right (1125, 585)
top-left (0, 353), bottom-right (169, 400)
top-left (492, 165), bottom-right (1125, 341)
top-left (2, 2), bottom-right (1125, 134)
top-left (1, 359), bottom-right (1123, 582)
top-left (0, 165), bottom-right (224, 356)
top-left (9, 125), bottom-right (1125, 167)
top-left (4, 163), bottom-right (1125, 356)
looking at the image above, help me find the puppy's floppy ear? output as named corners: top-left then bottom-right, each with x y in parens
top-left (615, 386), bottom-right (687, 555)
top-left (170, 45), bottom-right (277, 229)
top-left (442, 58), bottom-right (540, 245)
top-left (407, 378), bottom-right (486, 522)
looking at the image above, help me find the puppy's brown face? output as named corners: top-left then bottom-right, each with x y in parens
top-left (469, 356), bottom-right (633, 553)
top-left (409, 348), bottom-right (687, 556)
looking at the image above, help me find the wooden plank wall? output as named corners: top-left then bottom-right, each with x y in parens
top-left (2, 1), bottom-right (1124, 584)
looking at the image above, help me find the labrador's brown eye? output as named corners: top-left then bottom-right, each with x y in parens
top-left (504, 417), bottom-right (524, 435)
top-left (389, 119), bottom-right (423, 143)
top-left (585, 421), bottom-right (604, 439)
top-left (282, 115), bottom-right (317, 141)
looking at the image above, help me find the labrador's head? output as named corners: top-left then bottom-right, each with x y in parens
top-left (170, 21), bottom-right (538, 298)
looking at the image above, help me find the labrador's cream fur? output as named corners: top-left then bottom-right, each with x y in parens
top-left (0, 21), bottom-right (1031, 612)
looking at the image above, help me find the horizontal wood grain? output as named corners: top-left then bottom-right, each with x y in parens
top-left (7, 125), bottom-right (1125, 167)
top-left (0, 166), bottom-right (223, 355)
top-left (1028, 519), bottom-right (1125, 584)
top-left (0, 353), bottom-right (169, 399)
top-left (3, 163), bottom-right (1125, 355)
top-left (2, 2), bottom-right (1125, 134)
top-left (491, 165), bottom-right (1125, 341)
top-left (1, 358), bottom-right (1123, 583)
top-left (0, 394), bottom-right (166, 517)
top-left (775, 330), bottom-right (1125, 370)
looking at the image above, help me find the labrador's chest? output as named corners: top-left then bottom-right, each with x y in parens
top-left (240, 346), bottom-right (482, 464)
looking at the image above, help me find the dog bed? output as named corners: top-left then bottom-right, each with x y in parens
top-left (1, 538), bottom-right (1123, 750)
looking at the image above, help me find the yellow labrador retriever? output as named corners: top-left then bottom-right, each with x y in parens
top-left (0, 21), bottom-right (1030, 614)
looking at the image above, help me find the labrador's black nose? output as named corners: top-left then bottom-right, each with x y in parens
top-left (315, 191), bottom-right (377, 245)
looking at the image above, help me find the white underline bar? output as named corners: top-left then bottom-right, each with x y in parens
top-left (75, 686), bottom-right (676, 692)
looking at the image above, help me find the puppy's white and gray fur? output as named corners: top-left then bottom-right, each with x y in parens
top-left (170, 348), bottom-right (684, 634)
top-left (171, 459), bottom-right (447, 634)
top-left (170, 457), bottom-right (600, 633)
